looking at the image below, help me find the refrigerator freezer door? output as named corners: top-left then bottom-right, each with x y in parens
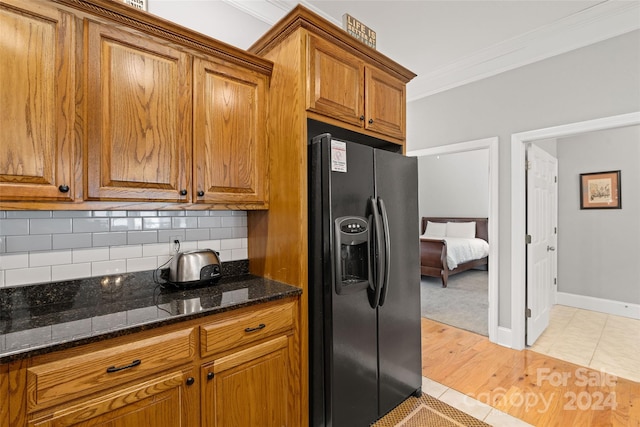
top-left (309, 135), bottom-right (379, 427)
top-left (374, 149), bottom-right (422, 417)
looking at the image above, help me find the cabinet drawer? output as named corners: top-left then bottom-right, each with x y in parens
top-left (26, 327), bottom-right (196, 411)
top-left (200, 301), bottom-right (295, 357)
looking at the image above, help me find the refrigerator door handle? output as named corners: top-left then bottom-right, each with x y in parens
top-left (377, 197), bottom-right (391, 306)
top-left (369, 197), bottom-right (385, 309)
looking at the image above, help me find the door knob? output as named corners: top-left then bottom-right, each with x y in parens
top-left (547, 245), bottom-right (556, 251)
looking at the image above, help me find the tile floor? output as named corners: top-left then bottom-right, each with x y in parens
top-left (528, 305), bottom-right (640, 383)
top-left (421, 376), bottom-right (534, 427)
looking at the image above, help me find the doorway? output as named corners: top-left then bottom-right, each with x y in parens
top-left (407, 137), bottom-right (499, 343)
top-left (510, 111), bottom-right (640, 350)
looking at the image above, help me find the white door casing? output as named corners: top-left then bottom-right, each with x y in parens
top-left (525, 144), bottom-right (558, 346)
top-left (510, 111), bottom-right (640, 350)
top-left (407, 137), bottom-right (499, 344)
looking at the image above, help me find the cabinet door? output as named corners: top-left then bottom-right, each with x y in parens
top-left (85, 21), bottom-right (192, 202)
top-left (193, 57), bottom-right (268, 207)
top-left (28, 368), bottom-right (198, 427)
top-left (202, 336), bottom-right (291, 427)
top-left (0, 0), bottom-right (75, 201)
top-left (364, 66), bottom-right (406, 140)
top-left (307, 35), bottom-right (364, 128)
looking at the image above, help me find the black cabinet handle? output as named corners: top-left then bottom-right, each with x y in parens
top-left (244, 323), bottom-right (266, 333)
top-left (368, 118), bottom-right (374, 124)
top-left (106, 359), bottom-right (141, 373)
top-left (179, 189), bottom-right (187, 196)
top-left (197, 190), bottom-right (205, 197)
top-left (58, 185), bottom-right (70, 193)
top-left (359, 115), bottom-right (365, 121)
top-left (186, 377), bottom-right (195, 386)
top-left (207, 372), bottom-right (214, 381)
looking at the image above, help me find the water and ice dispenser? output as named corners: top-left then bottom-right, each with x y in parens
top-left (334, 216), bottom-right (371, 294)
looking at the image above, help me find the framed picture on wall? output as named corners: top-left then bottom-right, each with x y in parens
top-left (580, 170), bottom-right (621, 209)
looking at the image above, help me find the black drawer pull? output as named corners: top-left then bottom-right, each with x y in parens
top-left (244, 323), bottom-right (266, 333)
top-left (106, 359), bottom-right (141, 373)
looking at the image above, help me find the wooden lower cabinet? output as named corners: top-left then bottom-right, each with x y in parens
top-left (28, 367), bottom-right (198, 427)
top-left (7, 298), bottom-right (300, 426)
top-left (201, 335), bottom-right (292, 426)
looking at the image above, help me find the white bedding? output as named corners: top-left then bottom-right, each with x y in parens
top-left (420, 236), bottom-right (489, 269)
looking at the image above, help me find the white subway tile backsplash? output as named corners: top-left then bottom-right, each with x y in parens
top-left (142, 217), bottom-right (172, 230)
top-left (110, 217), bottom-right (142, 231)
top-left (171, 217), bottom-right (198, 228)
top-left (30, 250), bottom-right (72, 267)
top-left (93, 232), bottom-right (127, 247)
top-left (30, 218), bottom-right (72, 234)
top-left (198, 216), bottom-right (222, 228)
top-left (52, 318), bottom-right (92, 340)
top-left (217, 249), bottom-right (233, 262)
top-left (209, 228), bottom-right (232, 239)
top-left (232, 248), bottom-right (248, 260)
top-left (73, 247), bottom-right (110, 263)
top-left (126, 257), bottom-right (158, 272)
top-left (127, 231), bottom-right (158, 244)
top-left (92, 312), bottom-right (127, 333)
top-left (0, 219), bottom-right (29, 236)
top-left (0, 253), bottom-right (29, 270)
top-left (7, 235), bottom-right (52, 252)
top-left (52, 263), bottom-right (92, 281)
top-left (6, 266), bottom-right (51, 286)
top-left (0, 210), bottom-right (248, 288)
top-left (142, 242), bottom-right (170, 257)
top-left (221, 238), bottom-right (242, 250)
top-left (110, 245), bottom-right (142, 260)
top-left (53, 233), bottom-right (93, 250)
top-left (197, 240), bottom-right (221, 250)
top-left (73, 218), bottom-right (110, 233)
top-left (91, 259), bottom-right (126, 276)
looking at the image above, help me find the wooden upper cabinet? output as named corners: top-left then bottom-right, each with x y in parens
top-left (85, 21), bottom-right (192, 202)
top-left (0, 0), bottom-right (75, 201)
top-left (364, 66), bottom-right (406, 140)
top-left (306, 35), bottom-right (406, 141)
top-left (193, 57), bottom-right (268, 207)
top-left (307, 36), bottom-right (364, 128)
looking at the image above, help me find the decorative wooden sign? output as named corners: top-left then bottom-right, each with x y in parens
top-left (342, 14), bottom-right (376, 49)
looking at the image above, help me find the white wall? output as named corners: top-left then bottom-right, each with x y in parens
top-left (148, 0), bottom-right (271, 49)
top-left (407, 30), bottom-right (640, 328)
top-left (417, 150), bottom-right (489, 219)
top-left (556, 125), bottom-right (640, 304)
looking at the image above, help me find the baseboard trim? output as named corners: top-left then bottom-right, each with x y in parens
top-left (556, 292), bottom-right (640, 320)
top-left (496, 326), bottom-right (513, 348)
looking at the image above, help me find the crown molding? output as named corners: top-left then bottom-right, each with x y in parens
top-left (223, 1), bottom-right (640, 103)
top-left (407, 1), bottom-right (640, 102)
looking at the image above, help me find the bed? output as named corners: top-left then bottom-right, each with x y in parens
top-left (420, 217), bottom-right (489, 288)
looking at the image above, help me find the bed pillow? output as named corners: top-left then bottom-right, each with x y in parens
top-left (446, 221), bottom-right (476, 239)
top-left (422, 221), bottom-right (447, 238)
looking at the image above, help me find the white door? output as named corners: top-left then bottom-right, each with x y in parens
top-left (526, 144), bottom-right (558, 346)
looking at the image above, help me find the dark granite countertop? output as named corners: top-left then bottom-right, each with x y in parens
top-left (0, 264), bottom-right (301, 363)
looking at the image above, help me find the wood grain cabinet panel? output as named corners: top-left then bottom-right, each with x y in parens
top-left (306, 35), bottom-right (407, 141)
top-left (201, 336), bottom-right (291, 427)
top-left (85, 21), bottom-right (192, 202)
top-left (193, 57), bottom-right (268, 207)
top-left (28, 367), bottom-right (198, 427)
top-left (0, 0), bottom-right (75, 201)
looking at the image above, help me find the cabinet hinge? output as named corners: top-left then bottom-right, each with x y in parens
top-left (554, 278), bottom-right (557, 285)
top-left (554, 176), bottom-right (557, 183)
top-left (526, 308), bottom-right (532, 318)
top-left (525, 234), bottom-right (532, 244)
top-left (526, 160), bottom-right (532, 170)
top-left (554, 227), bottom-right (557, 234)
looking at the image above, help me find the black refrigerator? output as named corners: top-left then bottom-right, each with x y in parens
top-left (309, 133), bottom-right (422, 427)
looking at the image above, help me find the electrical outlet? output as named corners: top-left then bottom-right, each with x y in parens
top-left (169, 235), bottom-right (181, 253)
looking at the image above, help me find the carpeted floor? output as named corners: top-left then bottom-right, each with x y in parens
top-left (372, 393), bottom-right (491, 427)
top-left (420, 269), bottom-right (488, 336)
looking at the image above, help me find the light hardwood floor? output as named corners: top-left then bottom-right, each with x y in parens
top-left (422, 318), bottom-right (640, 427)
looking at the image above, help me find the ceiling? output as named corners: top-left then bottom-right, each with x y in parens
top-left (220, 0), bottom-right (640, 102)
